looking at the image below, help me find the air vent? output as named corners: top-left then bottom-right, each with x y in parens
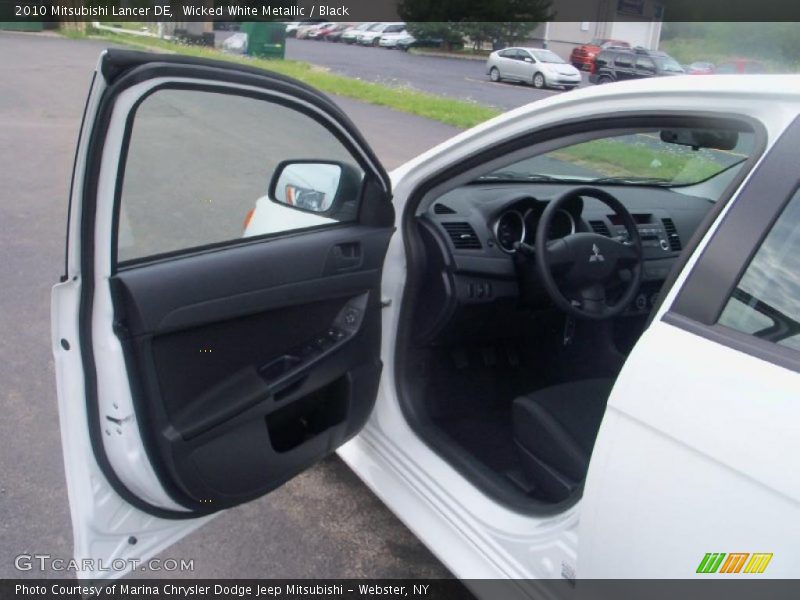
top-left (433, 203), bottom-right (456, 215)
top-left (441, 222), bottom-right (482, 250)
top-left (661, 218), bottom-right (682, 251)
top-left (589, 220), bottom-right (611, 237)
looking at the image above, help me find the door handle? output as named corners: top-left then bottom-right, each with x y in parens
top-left (330, 242), bottom-right (362, 271)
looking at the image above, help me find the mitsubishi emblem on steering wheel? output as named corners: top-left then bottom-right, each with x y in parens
top-left (589, 243), bottom-right (605, 263)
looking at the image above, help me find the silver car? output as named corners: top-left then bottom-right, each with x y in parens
top-left (486, 47), bottom-right (582, 90)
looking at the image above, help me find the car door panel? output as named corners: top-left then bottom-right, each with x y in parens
top-left (113, 225), bottom-right (391, 508)
top-left (53, 49), bottom-right (395, 576)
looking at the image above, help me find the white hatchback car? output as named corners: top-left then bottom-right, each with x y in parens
top-left (487, 47), bottom-right (582, 90)
top-left (53, 49), bottom-right (800, 587)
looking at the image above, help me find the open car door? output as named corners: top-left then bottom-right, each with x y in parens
top-left (51, 50), bottom-right (394, 579)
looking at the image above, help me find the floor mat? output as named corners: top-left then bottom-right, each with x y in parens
top-left (433, 409), bottom-right (518, 475)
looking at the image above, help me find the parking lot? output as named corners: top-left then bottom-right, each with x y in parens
top-left (0, 31), bottom-right (460, 579)
top-left (285, 37), bottom-right (590, 111)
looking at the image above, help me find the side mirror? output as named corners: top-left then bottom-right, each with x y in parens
top-left (524, 57), bottom-right (533, 63)
top-left (269, 161), bottom-right (361, 214)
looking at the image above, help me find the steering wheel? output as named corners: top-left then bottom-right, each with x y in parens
top-left (534, 187), bottom-right (643, 320)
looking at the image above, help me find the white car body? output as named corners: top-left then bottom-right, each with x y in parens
top-left (357, 23), bottom-right (403, 46)
top-left (378, 30), bottom-right (410, 48)
top-left (340, 22), bottom-right (377, 44)
top-left (487, 47), bottom-right (582, 89)
top-left (52, 47), bottom-right (800, 590)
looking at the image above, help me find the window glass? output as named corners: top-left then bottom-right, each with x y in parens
top-left (117, 89), bottom-right (363, 263)
top-left (718, 188), bottom-right (800, 351)
top-left (481, 128), bottom-right (754, 187)
top-left (636, 57), bottom-right (655, 72)
top-left (614, 54), bottom-right (633, 68)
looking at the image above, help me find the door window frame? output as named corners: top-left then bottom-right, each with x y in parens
top-left (664, 116), bottom-right (800, 373)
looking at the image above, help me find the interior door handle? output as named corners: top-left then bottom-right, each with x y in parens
top-left (330, 242), bottom-right (362, 271)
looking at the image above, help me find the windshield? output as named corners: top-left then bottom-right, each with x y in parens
top-left (480, 130), bottom-right (753, 187)
top-left (531, 50), bottom-right (565, 64)
top-left (654, 56), bottom-right (684, 72)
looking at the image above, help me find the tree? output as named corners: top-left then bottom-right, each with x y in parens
top-left (399, 0), bottom-right (553, 51)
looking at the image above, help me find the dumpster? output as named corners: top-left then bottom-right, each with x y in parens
top-left (0, 22), bottom-right (44, 31)
top-left (241, 22), bottom-right (286, 59)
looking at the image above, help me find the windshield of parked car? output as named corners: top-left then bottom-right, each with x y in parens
top-left (478, 129), bottom-right (754, 188)
top-left (384, 24), bottom-right (405, 33)
top-left (531, 50), bottom-right (566, 64)
top-left (654, 56), bottom-right (684, 72)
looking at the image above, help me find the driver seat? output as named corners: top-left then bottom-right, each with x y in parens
top-left (513, 378), bottom-right (614, 501)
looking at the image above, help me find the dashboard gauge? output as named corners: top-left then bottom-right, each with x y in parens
top-left (494, 210), bottom-right (526, 253)
top-left (547, 209), bottom-right (576, 240)
top-left (524, 208), bottom-right (576, 243)
top-left (547, 209), bottom-right (575, 240)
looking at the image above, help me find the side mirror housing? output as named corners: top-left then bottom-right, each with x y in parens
top-left (269, 160), bottom-right (362, 216)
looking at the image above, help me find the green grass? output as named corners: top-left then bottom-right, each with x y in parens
top-left (66, 28), bottom-right (501, 129)
top-left (553, 138), bottom-right (725, 183)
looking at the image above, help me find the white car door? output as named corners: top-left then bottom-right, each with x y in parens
top-left (579, 115), bottom-right (800, 577)
top-left (51, 49), bottom-right (395, 579)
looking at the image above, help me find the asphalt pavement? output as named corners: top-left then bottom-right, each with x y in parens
top-left (286, 37), bottom-right (588, 111)
top-left (0, 31), bottom-right (459, 579)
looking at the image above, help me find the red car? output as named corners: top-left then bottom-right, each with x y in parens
top-left (570, 39), bottom-right (631, 72)
top-left (714, 59), bottom-right (767, 74)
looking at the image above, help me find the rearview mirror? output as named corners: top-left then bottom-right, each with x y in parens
top-left (269, 161), bottom-right (347, 213)
top-left (660, 128), bottom-right (739, 151)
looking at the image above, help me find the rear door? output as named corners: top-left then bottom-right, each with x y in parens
top-left (578, 116), bottom-right (800, 577)
top-left (52, 50), bottom-right (394, 578)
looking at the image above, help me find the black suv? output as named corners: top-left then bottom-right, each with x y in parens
top-left (589, 48), bottom-right (685, 84)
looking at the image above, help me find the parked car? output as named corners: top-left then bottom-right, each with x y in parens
top-left (590, 48), bottom-right (685, 84)
top-left (487, 47), bottom-right (582, 89)
top-left (379, 28), bottom-right (412, 49)
top-left (685, 61), bottom-right (716, 75)
top-left (322, 24), bottom-right (351, 43)
top-left (339, 22), bottom-right (376, 44)
top-left (358, 22), bottom-right (404, 46)
top-left (283, 22), bottom-right (302, 38)
top-left (395, 34), bottom-right (444, 51)
top-left (295, 22), bottom-right (332, 40)
top-left (55, 48), bottom-right (800, 584)
top-left (715, 58), bottom-right (767, 74)
top-left (570, 38), bottom-right (631, 71)
top-left (307, 23), bottom-right (347, 41)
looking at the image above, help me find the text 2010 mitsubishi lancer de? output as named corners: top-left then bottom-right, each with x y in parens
top-left (52, 50), bottom-right (800, 584)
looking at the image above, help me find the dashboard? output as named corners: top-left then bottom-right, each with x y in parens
top-left (416, 183), bottom-right (712, 326)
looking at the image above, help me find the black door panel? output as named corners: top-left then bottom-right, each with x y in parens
top-left (111, 225), bottom-right (392, 336)
top-left (112, 226), bottom-right (392, 510)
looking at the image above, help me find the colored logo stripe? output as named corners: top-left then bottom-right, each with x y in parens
top-left (697, 553), bottom-right (726, 573)
top-left (696, 552), bottom-right (773, 574)
top-left (744, 553), bottom-right (773, 574)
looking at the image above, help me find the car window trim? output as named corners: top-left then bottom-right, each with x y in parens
top-left (663, 116), bottom-right (800, 373)
top-left (668, 115), bottom-right (800, 324)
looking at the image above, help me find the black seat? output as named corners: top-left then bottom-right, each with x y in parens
top-left (513, 378), bottom-right (614, 501)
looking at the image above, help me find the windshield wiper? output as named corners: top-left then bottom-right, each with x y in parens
top-left (475, 171), bottom-right (579, 183)
top-left (590, 176), bottom-right (675, 186)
